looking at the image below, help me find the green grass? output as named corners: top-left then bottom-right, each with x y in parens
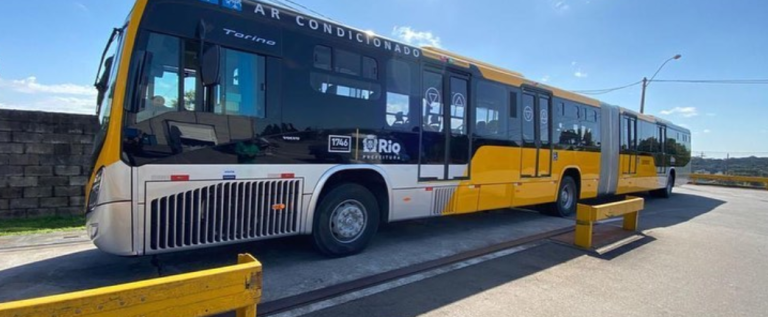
top-left (0, 215), bottom-right (86, 237)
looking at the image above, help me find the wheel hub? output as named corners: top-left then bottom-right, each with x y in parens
top-left (330, 200), bottom-right (366, 242)
top-left (561, 184), bottom-right (574, 209)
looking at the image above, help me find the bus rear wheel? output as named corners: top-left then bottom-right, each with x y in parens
top-left (312, 183), bottom-right (380, 257)
top-left (651, 175), bottom-right (674, 198)
top-left (546, 176), bottom-right (578, 217)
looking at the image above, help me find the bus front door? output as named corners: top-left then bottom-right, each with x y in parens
top-left (418, 69), bottom-right (470, 181)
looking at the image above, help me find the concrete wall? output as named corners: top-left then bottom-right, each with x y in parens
top-left (0, 109), bottom-right (98, 219)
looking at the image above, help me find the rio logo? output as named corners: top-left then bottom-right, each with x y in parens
top-left (363, 135), bottom-right (401, 154)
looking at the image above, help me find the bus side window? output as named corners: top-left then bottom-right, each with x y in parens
top-left (314, 45), bottom-right (332, 70)
top-left (474, 80), bottom-right (507, 139)
top-left (385, 59), bottom-right (413, 130)
top-left (215, 48), bottom-right (266, 118)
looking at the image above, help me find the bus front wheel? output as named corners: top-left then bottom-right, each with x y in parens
top-left (312, 183), bottom-right (380, 257)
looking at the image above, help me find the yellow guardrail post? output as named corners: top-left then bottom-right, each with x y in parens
top-left (0, 253), bottom-right (262, 317)
top-left (574, 204), bottom-right (595, 250)
top-left (574, 196), bottom-right (644, 249)
top-left (690, 174), bottom-right (768, 190)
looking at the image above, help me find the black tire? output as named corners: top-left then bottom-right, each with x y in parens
top-left (546, 176), bottom-right (579, 217)
top-left (312, 183), bottom-right (380, 257)
top-left (651, 175), bottom-right (674, 198)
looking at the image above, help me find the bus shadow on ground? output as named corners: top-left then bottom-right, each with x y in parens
top-left (0, 189), bottom-right (725, 309)
top-left (302, 191), bottom-right (728, 317)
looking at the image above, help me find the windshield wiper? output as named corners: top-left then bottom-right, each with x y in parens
top-left (94, 27), bottom-right (123, 90)
top-left (94, 27), bottom-right (124, 115)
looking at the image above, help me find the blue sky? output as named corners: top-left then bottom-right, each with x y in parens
top-left (1, 0), bottom-right (767, 156)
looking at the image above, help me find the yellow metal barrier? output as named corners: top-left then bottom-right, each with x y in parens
top-left (690, 174), bottom-right (768, 190)
top-left (575, 197), bottom-right (644, 249)
top-left (0, 254), bottom-right (261, 317)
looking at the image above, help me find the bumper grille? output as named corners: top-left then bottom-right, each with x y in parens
top-left (149, 179), bottom-right (302, 251)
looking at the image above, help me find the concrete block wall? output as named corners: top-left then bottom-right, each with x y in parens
top-left (0, 109), bottom-right (98, 219)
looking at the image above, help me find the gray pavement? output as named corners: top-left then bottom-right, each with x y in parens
top-left (0, 230), bottom-right (88, 251)
top-left (0, 201), bottom-right (572, 303)
top-left (301, 185), bottom-right (768, 317)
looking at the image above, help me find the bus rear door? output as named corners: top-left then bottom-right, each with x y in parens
top-left (520, 91), bottom-right (552, 178)
top-left (418, 68), bottom-right (470, 181)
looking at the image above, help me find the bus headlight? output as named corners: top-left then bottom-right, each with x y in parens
top-left (88, 168), bottom-right (104, 211)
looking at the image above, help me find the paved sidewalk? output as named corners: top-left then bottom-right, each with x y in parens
top-left (0, 230), bottom-right (89, 251)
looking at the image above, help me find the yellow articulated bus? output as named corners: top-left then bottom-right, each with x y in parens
top-left (86, 0), bottom-right (691, 256)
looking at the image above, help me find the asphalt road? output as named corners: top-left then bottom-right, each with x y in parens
top-left (0, 195), bottom-right (573, 303)
top-left (300, 185), bottom-right (768, 317)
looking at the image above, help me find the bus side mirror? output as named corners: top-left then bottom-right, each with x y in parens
top-left (201, 46), bottom-right (220, 86)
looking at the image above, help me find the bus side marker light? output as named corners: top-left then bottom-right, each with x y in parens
top-left (273, 203), bottom-right (286, 210)
top-left (171, 175), bottom-right (190, 181)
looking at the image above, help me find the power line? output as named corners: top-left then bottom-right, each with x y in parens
top-left (573, 78), bottom-right (768, 95)
top-left (265, 0), bottom-right (301, 12)
top-left (572, 80), bottom-right (643, 95)
top-left (277, 0), bottom-right (335, 21)
top-left (650, 79), bottom-right (768, 84)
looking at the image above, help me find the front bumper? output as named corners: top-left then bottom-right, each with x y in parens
top-left (86, 201), bottom-right (137, 256)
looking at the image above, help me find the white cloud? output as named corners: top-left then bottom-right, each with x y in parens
top-left (0, 76), bottom-right (95, 96)
top-left (574, 70), bottom-right (588, 78)
top-left (554, 1), bottom-right (571, 11)
top-left (0, 97), bottom-right (95, 115)
top-left (392, 26), bottom-right (442, 48)
top-left (75, 2), bottom-right (88, 12)
top-left (702, 129), bottom-right (711, 134)
top-left (541, 75), bottom-right (551, 82)
top-left (660, 106), bottom-right (698, 118)
top-left (571, 61), bottom-right (577, 66)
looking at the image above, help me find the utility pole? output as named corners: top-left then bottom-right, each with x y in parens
top-left (640, 54), bottom-right (681, 114)
top-left (640, 77), bottom-right (648, 114)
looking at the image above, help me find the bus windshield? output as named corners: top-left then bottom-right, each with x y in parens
top-left (121, 31), bottom-right (272, 166)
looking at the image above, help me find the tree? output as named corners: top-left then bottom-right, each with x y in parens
top-left (171, 90), bottom-right (196, 110)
